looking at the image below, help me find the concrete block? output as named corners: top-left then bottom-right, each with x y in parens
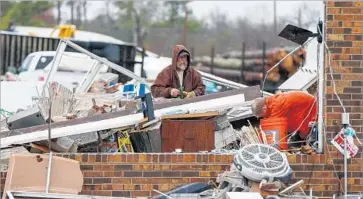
top-left (68, 131), bottom-right (99, 146)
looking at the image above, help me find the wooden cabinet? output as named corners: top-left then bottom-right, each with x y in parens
top-left (161, 119), bottom-right (215, 152)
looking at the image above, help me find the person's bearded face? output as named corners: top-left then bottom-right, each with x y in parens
top-left (177, 56), bottom-right (187, 71)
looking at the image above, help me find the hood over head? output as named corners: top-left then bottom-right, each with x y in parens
top-left (171, 45), bottom-right (191, 70)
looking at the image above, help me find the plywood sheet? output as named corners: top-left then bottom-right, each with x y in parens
top-left (161, 119), bottom-right (214, 152)
top-left (2, 154), bottom-right (83, 199)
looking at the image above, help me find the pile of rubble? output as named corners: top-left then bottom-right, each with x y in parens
top-left (153, 144), bottom-right (314, 199)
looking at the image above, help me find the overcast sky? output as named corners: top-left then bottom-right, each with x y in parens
top-left (57, 1), bottom-right (324, 24)
top-left (190, 1), bottom-right (323, 23)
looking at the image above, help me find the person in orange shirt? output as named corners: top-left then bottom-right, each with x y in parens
top-left (251, 91), bottom-right (317, 147)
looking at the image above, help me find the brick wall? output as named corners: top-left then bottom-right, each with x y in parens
top-left (1, 153), bottom-right (362, 198)
top-left (0, 1), bottom-right (362, 199)
top-left (324, 0), bottom-right (363, 197)
top-left (325, 1), bottom-right (363, 142)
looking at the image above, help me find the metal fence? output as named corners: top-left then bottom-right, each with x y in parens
top-left (0, 32), bottom-right (141, 83)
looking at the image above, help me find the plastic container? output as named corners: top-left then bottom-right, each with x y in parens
top-left (260, 117), bottom-right (288, 150)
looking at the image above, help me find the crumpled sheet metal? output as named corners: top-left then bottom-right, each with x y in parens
top-left (216, 164), bottom-right (250, 192)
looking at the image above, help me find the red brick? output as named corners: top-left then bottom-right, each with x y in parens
top-left (153, 165), bottom-right (170, 170)
top-left (133, 164), bottom-right (153, 170)
top-left (342, 48), bottom-right (361, 54)
top-left (171, 165), bottom-right (191, 170)
top-left (182, 154), bottom-right (196, 162)
top-left (158, 184), bottom-right (171, 191)
top-left (131, 191), bottom-right (150, 197)
top-left (342, 22), bottom-right (362, 27)
top-left (112, 178), bottom-right (131, 184)
top-left (196, 154), bottom-right (208, 162)
top-left (342, 8), bottom-right (362, 14)
top-left (94, 165), bottom-right (114, 171)
top-left (93, 191), bottom-right (111, 196)
top-left (93, 178), bottom-right (111, 184)
top-left (335, 2), bottom-right (353, 7)
top-left (327, 8), bottom-right (341, 14)
top-left (327, 21), bottom-right (341, 27)
top-left (143, 171), bottom-right (162, 177)
top-left (112, 191), bottom-right (130, 197)
top-left (314, 172), bottom-right (334, 178)
top-left (171, 178), bottom-right (190, 184)
top-left (123, 184), bottom-right (135, 190)
top-left (327, 1), bottom-right (334, 7)
top-left (131, 178), bottom-right (151, 184)
top-left (334, 15), bottom-right (354, 21)
top-left (162, 171), bottom-right (181, 177)
top-left (150, 178), bottom-right (171, 184)
top-left (354, 15), bottom-right (363, 20)
top-left (111, 184), bottom-right (124, 190)
top-left (141, 184), bottom-right (153, 191)
top-left (138, 154), bottom-right (146, 162)
top-left (101, 184), bottom-right (112, 190)
top-left (353, 2), bottom-right (363, 7)
top-left (351, 27), bottom-right (362, 34)
top-left (88, 155), bottom-right (96, 163)
top-left (108, 155), bottom-right (121, 162)
top-left (124, 171), bottom-right (142, 177)
top-left (83, 171), bottom-right (102, 177)
top-left (190, 178), bottom-right (210, 183)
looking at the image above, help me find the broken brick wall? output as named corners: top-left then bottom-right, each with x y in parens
top-left (0, 153), bottom-right (362, 198)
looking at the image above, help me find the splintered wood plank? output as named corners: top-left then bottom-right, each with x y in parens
top-left (161, 111), bottom-right (220, 120)
top-left (161, 119), bottom-right (215, 152)
top-left (1, 86), bottom-right (259, 148)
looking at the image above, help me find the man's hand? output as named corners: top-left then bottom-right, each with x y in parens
top-left (183, 91), bottom-right (196, 99)
top-left (170, 88), bottom-right (180, 97)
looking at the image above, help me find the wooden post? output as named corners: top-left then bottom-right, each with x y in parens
top-left (240, 42), bottom-right (245, 83)
top-left (210, 46), bottom-right (215, 75)
top-left (182, 3), bottom-right (188, 46)
top-left (260, 42), bottom-right (266, 92)
top-left (141, 47), bottom-right (146, 78)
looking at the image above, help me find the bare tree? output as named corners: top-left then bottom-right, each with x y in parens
top-left (67, 0), bottom-right (75, 24)
top-left (82, 0), bottom-right (87, 27)
top-left (283, 2), bottom-right (320, 28)
top-left (115, 0), bottom-right (160, 47)
top-left (76, 1), bottom-right (82, 27)
top-left (56, 0), bottom-right (62, 25)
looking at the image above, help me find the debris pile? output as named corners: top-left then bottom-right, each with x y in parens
top-left (213, 144), bottom-right (297, 197)
top-left (153, 144), bottom-right (313, 199)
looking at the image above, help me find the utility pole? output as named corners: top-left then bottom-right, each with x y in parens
top-left (70, 0), bottom-right (74, 24)
top-left (182, 2), bottom-right (188, 46)
top-left (273, 0), bottom-right (277, 35)
top-left (57, 0), bottom-right (62, 25)
top-left (298, 7), bottom-right (302, 27)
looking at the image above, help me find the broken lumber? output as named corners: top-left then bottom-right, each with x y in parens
top-left (0, 86), bottom-right (260, 148)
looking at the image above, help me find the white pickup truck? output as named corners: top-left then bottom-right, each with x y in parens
top-left (16, 51), bottom-right (118, 90)
top-left (15, 49), bottom-right (219, 93)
